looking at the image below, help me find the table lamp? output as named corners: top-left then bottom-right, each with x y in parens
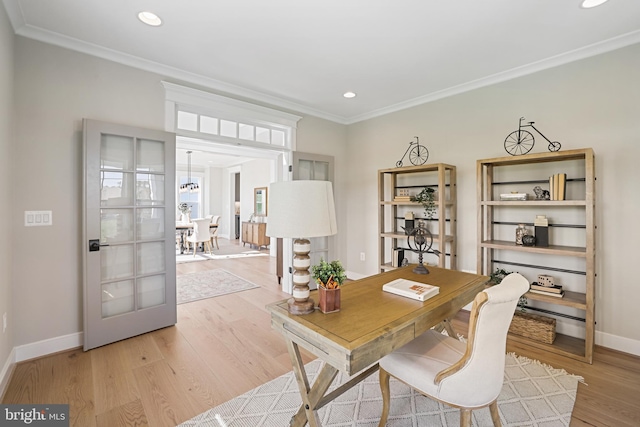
top-left (267, 180), bottom-right (337, 315)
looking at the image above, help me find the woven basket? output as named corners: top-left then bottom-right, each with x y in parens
top-left (509, 311), bottom-right (556, 344)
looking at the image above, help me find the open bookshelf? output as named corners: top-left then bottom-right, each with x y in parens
top-left (378, 163), bottom-right (456, 272)
top-left (477, 148), bottom-right (595, 363)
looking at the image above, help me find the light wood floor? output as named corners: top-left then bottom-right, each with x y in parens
top-left (2, 239), bottom-right (639, 426)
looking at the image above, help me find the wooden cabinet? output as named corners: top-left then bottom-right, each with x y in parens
top-left (241, 222), bottom-right (270, 249)
top-left (378, 163), bottom-right (457, 272)
top-left (477, 148), bottom-right (595, 363)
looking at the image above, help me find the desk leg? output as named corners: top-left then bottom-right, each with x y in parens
top-left (441, 318), bottom-right (457, 338)
top-left (286, 340), bottom-right (337, 427)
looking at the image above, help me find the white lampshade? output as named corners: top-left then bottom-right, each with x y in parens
top-left (267, 180), bottom-right (337, 238)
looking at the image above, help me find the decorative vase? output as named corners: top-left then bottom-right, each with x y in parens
top-left (515, 223), bottom-right (528, 245)
top-left (319, 287), bottom-right (340, 313)
top-left (181, 212), bottom-right (191, 224)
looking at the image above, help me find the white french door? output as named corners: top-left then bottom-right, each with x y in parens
top-left (83, 119), bottom-right (176, 351)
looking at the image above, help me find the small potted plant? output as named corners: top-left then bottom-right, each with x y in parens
top-left (410, 187), bottom-right (436, 220)
top-left (312, 259), bottom-right (346, 313)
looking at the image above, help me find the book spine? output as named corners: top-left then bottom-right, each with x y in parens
top-left (530, 285), bottom-right (562, 293)
top-left (529, 289), bottom-right (564, 297)
top-left (558, 173), bottom-right (566, 200)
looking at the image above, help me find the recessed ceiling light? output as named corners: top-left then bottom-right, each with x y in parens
top-left (138, 11), bottom-right (162, 26)
top-left (580, 0), bottom-right (609, 8)
top-left (343, 92), bottom-right (357, 99)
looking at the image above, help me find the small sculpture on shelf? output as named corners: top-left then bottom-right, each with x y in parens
top-left (533, 186), bottom-right (550, 200)
top-left (403, 223), bottom-right (440, 274)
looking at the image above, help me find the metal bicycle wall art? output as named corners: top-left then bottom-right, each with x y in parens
top-left (396, 136), bottom-right (429, 167)
top-left (504, 117), bottom-right (561, 156)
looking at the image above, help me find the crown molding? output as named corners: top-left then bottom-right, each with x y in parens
top-left (5, 14), bottom-right (348, 125)
top-left (5, 0), bottom-right (640, 126)
top-left (344, 29), bottom-right (640, 124)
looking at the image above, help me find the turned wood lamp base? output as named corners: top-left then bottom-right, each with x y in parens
top-left (287, 298), bottom-right (315, 315)
top-left (288, 238), bottom-right (315, 315)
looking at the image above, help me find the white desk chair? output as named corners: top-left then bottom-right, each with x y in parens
top-left (210, 215), bottom-right (221, 249)
top-left (186, 218), bottom-right (213, 257)
top-left (378, 273), bottom-right (529, 427)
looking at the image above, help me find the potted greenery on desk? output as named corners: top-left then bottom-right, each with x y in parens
top-left (312, 259), bottom-right (346, 313)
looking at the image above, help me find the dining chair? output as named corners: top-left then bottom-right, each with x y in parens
top-left (186, 218), bottom-right (213, 257)
top-left (377, 273), bottom-right (529, 427)
top-left (210, 215), bottom-right (221, 249)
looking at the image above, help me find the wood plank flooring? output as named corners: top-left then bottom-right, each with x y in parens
top-left (2, 240), bottom-right (639, 426)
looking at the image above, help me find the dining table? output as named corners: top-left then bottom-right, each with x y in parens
top-left (175, 222), bottom-right (218, 254)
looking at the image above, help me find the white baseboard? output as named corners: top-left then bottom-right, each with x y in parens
top-left (346, 270), bottom-right (367, 281)
top-left (0, 347), bottom-right (16, 399)
top-left (14, 332), bottom-right (83, 363)
top-left (596, 330), bottom-right (640, 356)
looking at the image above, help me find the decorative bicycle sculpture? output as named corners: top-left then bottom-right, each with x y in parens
top-left (396, 136), bottom-right (429, 167)
top-left (504, 117), bottom-right (561, 156)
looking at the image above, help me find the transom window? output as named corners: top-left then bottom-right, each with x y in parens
top-left (176, 110), bottom-right (287, 147)
top-left (163, 82), bottom-right (300, 153)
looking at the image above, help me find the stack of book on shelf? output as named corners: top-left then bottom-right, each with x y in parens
top-left (391, 248), bottom-right (404, 268)
top-left (549, 173), bottom-right (567, 200)
top-left (529, 282), bottom-right (564, 298)
top-left (394, 188), bottom-right (411, 202)
top-left (499, 192), bottom-right (528, 201)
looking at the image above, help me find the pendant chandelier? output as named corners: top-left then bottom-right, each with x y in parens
top-left (179, 151), bottom-right (200, 193)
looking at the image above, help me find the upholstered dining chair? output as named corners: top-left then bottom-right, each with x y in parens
top-left (186, 218), bottom-right (213, 257)
top-left (210, 215), bottom-right (221, 249)
top-left (377, 273), bottom-right (529, 427)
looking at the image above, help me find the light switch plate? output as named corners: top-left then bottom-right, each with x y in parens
top-left (25, 210), bottom-right (53, 226)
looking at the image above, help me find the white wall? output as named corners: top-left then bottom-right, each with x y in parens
top-left (0, 3), bottom-right (15, 388)
top-left (346, 42), bottom-right (640, 351)
top-left (239, 158), bottom-right (272, 223)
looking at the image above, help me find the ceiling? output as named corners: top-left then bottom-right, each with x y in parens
top-left (3, 0), bottom-right (640, 125)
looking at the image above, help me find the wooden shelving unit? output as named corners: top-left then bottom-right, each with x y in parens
top-left (477, 148), bottom-right (595, 363)
top-left (378, 163), bottom-right (457, 272)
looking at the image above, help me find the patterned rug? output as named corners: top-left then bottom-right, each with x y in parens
top-left (177, 269), bottom-right (260, 304)
top-left (179, 353), bottom-right (583, 426)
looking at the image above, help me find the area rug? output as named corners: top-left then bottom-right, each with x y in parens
top-left (179, 353), bottom-right (583, 426)
top-left (176, 251), bottom-right (268, 264)
top-left (177, 269), bottom-right (260, 304)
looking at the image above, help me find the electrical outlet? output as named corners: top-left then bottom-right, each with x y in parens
top-left (360, 252), bottom-right (365, 261)
top-left (2, 312), bottom-right (6, 333)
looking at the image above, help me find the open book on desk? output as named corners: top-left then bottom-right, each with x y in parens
top-left (382, 278), bottom-right (439, 301)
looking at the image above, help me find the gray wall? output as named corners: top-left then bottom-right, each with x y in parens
top-left (0, 4), bottom-right (14, 377)
top-left (345, 42), bottom-right (640, 347)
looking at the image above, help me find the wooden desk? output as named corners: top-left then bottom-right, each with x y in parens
top-left (175, 223), bottom-right (218, 254)
top-left (267, 265), bottom-right (489, 427)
